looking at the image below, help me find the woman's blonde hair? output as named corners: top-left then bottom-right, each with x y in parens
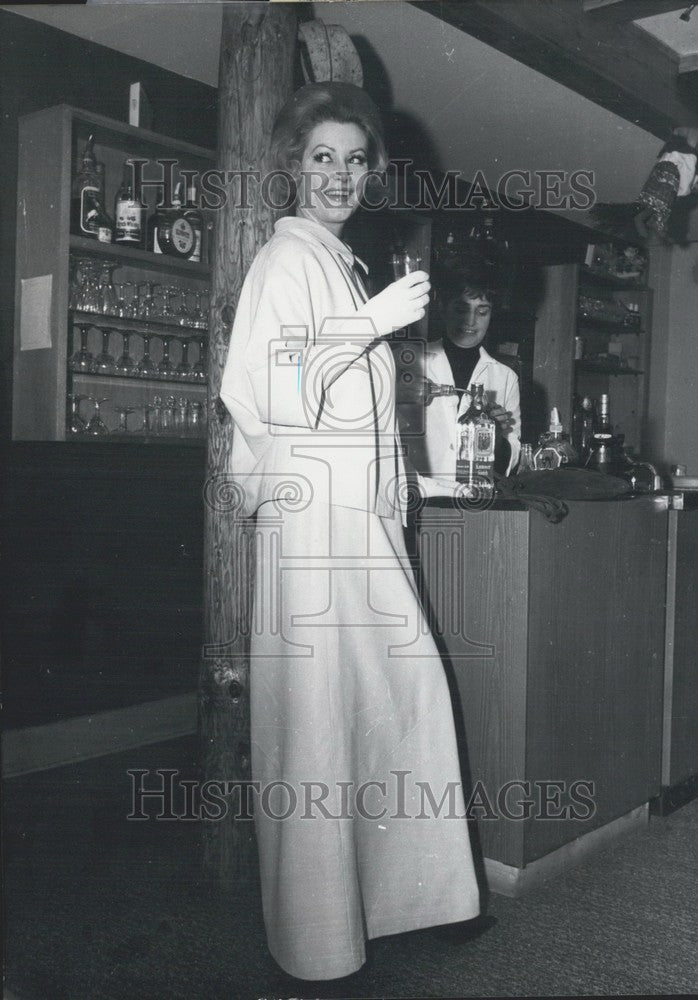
top-left (270, 82), bottom-right (387, 176)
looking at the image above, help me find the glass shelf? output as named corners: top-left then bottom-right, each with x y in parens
top-left (70, 234), bottom-right (210, 277)
top-left (579, 266), bottom-right (647, 290)
top-left (70, 309), bottom-right (207, 338)
top-left (70, 368), bottom-right (207, 388)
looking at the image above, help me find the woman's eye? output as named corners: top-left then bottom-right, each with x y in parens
top-left (313, 152), bottom-right (332, 164)
top-left (477, 308), bottom-right (491, 317)
top-left (349, 154), bottom-right (367, 165)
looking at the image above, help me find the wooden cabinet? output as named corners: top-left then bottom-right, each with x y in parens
top-left (416, 496), bottom-right (667, 889)
top-left (12, 105), bottom-right (215, 443)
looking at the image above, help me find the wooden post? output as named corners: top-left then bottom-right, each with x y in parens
top-left (199, 1), bottom-right (297, 881)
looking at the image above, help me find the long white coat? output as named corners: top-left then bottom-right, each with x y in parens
top-left (220, 216), bottom-right (480, 980)
top-left (400, 340), bottom-right (521, 478)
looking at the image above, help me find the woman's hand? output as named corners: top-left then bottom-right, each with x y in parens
top-left (358, 271), bottom-right (430, 338)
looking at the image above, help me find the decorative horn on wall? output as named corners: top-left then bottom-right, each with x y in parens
top-left (298, 19), bottom-right (363, 86)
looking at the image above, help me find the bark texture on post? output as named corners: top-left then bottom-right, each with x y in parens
top-left (200, 1), bottom-right (297, 881)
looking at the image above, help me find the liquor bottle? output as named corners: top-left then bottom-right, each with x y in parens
top-left (71, 135), bottom-right (103, 238)
top-left (114, 159), bottom-right (145, 246)
top-left (184, 182), bottom-right (204, 262)
top-left (84, 195), bottom-right (113, 244)
top-left (533, 408), bottom-right (578, 469)
top-left (571, 395), bottom-right (594, 462)
top-left (456, 383), bottom-right (496, 490)
top-left (585, 393), bottom-right (620, 473)
top-left (517, 442), bottom-right (534, 474)
top-left (156, 182), bottom-right (196, 259)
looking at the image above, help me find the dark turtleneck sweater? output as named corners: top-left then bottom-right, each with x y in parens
top-left (442, 339), bottom-right (481, 393)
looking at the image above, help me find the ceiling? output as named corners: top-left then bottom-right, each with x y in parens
top-left (6, 1), bottom-right (676, 207)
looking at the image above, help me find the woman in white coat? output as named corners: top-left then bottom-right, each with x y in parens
top-left (400, 269), bottom-right (521, 479)
top-left (219, 83), bottom-right (481, 981)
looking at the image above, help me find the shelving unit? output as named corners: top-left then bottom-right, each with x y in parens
top-left (12, 104), bottom-right (215, 442)
top-left (574, 259), bottom-right (653, 453)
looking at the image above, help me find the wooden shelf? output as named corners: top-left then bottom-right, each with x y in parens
top-left (70, 235), bottom-right (211, 277)
top-left (70, 309), bottom-right (207, 338)
top-left (575, 360), bottom-right (644, 376)
top-left (579, 266), bottom-right (647, 290)
top-left (578, 316), bottom-right (643, 334)
top-left (66, 432), bottom-right (205, 447)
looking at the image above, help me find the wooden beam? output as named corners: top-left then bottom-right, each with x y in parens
top-left (200, 0), bottom-right (297, 881)
top-left (584, 1), bottom-right (688, 22)
top-left (412, 0), bottom-right (698, 136)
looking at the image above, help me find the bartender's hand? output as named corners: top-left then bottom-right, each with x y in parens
top-left (358, 271), bottom-right (430, 338)
top-left (489, 404), bottom-right (515, 432)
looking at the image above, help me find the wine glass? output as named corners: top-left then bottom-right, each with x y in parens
top-left (177, 288), bottom-right (193, 327)
top-left (139, 282), bottom-right (157, 321)
top-left (76, 259), bottom-right (100, 313)
top-left (66, 393), bottom-right (88, 435)
top-left (160, 395), bottom-right (176, 436)
top-left (191, 337), bottom-right (207, 383)
top-left (188, 400), bottom-right (203, 438)
top-left (86, 396), bottom-right (110, 436)
top-left (391, 250), bottom-right (422, 280)
top-left (97, 262), bottom-right (118, 315)
top-left (137, 334), bottom-right (157, 378)
top-left (69, 323), bottom-right (95, 373)
top-left (176, 338), bottom-right (192, 380)
top-left (115, 331), bottom-right (137, 376)
top-left (94, 328), bottom-right (116, 375)
top-left (158, 336), bottom-right (173, 379)
top-left (114, 406), bottom-right (135, 434)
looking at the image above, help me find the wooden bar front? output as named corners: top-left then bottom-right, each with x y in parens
top-left (416, 496), bottom-right (668, 877)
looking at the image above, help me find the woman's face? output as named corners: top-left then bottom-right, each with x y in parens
top-left (443, 293), bottom-right (492, 349)
top-left (295, 120), bottom-right (370, 234)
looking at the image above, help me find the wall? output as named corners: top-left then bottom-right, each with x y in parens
top-left (0, 9), bottom-right (218, 441)
top-left (648, 241), bottom-right (698, 472)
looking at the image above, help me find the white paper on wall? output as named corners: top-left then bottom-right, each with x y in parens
top-left (20, 274), bottom-right (53, 351)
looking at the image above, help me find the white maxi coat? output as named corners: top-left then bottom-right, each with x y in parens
top-left (399, 340), bottom-right (521, 478)
top-left (220, 216), bottom-right (480, 980)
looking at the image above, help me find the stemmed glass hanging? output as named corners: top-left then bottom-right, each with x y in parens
top-left (176, 338), bottom-right (192, 380)
top-left (86, 396), bottom-right (110, 436)
top-left (67, 393), bottom-right (88, 435)
top-left (94, 328), bottom-right (116, 375)
top-left (137, 334), bottom-right (157, 378)
top-left (115, 331), bottom-right (137, 376)
top-left (158, 336), bottom-right (173, 379)
top-left (69, 323), bottom-right (95, 373)
top-left (191, 337), bottom-right (207, 383)
top-left (76, 259), bottom-right (100, 313)
top-left (114, 406), bottom-right (135, 434)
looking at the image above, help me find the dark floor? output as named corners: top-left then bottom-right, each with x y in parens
top-left (3, 736), bottom-right (698, 1000)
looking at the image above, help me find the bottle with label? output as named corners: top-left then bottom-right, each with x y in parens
top-left (114, 159), bottom-right (145, 246)
top-left (184, 182), bottom-right (204, 263)
top-left (71, 136), bottom-right (104, 238)
top-left (585, 393), bottom-right (621, 473)
top-left (456, 383), bottom-right (496, 491)
top-left (156, 182), bottom-right (196, 259)
top-left (533, 408), bottom-right (578, 469)
top-left (84, 194), bottom-right (113, 245)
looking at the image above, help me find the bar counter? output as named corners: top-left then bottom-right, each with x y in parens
top-left (415, 492), bottom-right (689, 895)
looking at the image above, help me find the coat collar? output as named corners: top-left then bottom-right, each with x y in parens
top-left (274, 215), bottom-right (368, 273)
top-left (428, 340), bottom-right (494, 369)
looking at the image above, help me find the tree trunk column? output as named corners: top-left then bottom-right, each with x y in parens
top-left (200, 1), bottom-right (297, 881)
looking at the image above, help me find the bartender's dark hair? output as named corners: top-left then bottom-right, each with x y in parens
top-left (270, 82), bottom-right (387, 180)
top-left (432, 264), bottom-right (498, 309)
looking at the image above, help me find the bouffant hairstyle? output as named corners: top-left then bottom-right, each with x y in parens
top-left (432, 261), bottom-right (499, 310)
top-left (270, 82), bottom-right (388, 177)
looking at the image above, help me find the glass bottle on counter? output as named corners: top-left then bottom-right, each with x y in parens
top-left (585, 393), bottom-right (622, 474)
top-left (572, 395), bottom-right (594, 463)
top-left (114, 159), bottom-right (145, 247)
top-left (155, 182), bottom-right (196, 259)
top-left (456, 383), bottom-right (496, 491)
top-left (533, 408), bottom-right (578, 469)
